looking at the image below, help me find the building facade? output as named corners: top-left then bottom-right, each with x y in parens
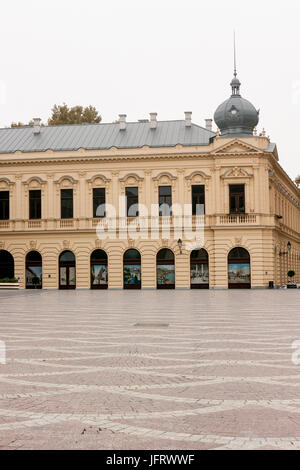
top-left (0, 74), bottom-right (299, 290)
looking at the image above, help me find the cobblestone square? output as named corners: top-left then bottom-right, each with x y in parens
top-left (0, 289), bottom-right (300, 450)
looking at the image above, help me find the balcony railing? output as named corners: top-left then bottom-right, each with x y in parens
top-left (218, 214), bottom-right (257, 224)
top-left (0, 214), bottom-right (277, 232)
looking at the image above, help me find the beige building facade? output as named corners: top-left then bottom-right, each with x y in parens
top-left (0, 76), bottom-right (299, 290)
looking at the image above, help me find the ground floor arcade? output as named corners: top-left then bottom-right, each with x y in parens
top-left (0, 229), bottom-right (299, 289)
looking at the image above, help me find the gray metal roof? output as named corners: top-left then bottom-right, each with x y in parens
top-left (0, 121), bottom-right (215, 154)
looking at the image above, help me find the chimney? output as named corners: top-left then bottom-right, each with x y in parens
top-left (149, 112), bottom-right (157, 129)
top-left (205, 119), bottom-right (213, 131)
top-left (33, 118), bottom-right (41, 134)
top-left (184, 111), bottom-right (192, 127)
top-left (119, 114), bottom-right (127, 130)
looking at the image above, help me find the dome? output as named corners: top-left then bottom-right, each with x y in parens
top-left (214, 74), bottom-right (259, 137)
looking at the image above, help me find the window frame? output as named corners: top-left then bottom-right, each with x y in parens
top-left (60, 189), bottom-right (74, 219)
top-left (125, 186), bottom-right (139, 217)
top-left (29, 189), bottom-right (42, 220)
top-left (229, 184), bottom-right (245, 214)
top-left (192, 185), bottom-right (205, 215)
top-left (159, 186), bottom-right (172, 216)
top-left (0, 191), bottom-right (9, 220)
top-left (93, 187), bottom-right (106, 218)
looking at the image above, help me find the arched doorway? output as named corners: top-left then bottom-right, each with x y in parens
top-left (123, 249), bottom-right (141, 289)
top-left (228, 247), bottom-right (251, 289)
top-left (190, 249), bottom-right (209, 289)
top-left (157, 248), bottom-right (175, 289)
top-left (0, 250), bottom-right (14, 280)
top-left (59, 250), bottom-right (76, 289)
top-left (91, 249), bottom-right (108, 289)
top-left (26, 251), bottom-right (42, 289)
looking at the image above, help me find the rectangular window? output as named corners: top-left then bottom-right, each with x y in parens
top-left (61, 189), bottom-right (73, 219)
top-left (192, 185), bottom-right (205, 215)
top-left (93, 188), bottom-right (106, 218)
top-left (126, 187), bottom-right (138, 217)
top-left (159, 186), bottom-right (172, 216)
top-left (29, 190), bottom-right (41, 219)
top-left (229, 184), bottom-right (245, 214)
top-left (0, 191), bottom-right (9, 220)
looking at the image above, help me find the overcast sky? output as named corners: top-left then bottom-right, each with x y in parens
top-left (0, 0), bottom-right (299, 181)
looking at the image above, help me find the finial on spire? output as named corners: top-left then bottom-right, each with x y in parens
top-left (234, 30), bottom-right (237, 77)
top-left (230, 30), bottom-right (241, 96)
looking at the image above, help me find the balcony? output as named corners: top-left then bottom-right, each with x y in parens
top-left (218, 214), bottom-right (257, 225)
top-left (0, 214), bottom-right (277, 232)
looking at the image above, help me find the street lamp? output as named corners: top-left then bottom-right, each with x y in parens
top-left (279, 242), bottom-right (292, 256)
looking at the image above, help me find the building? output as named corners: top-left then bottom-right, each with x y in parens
top-left (0, 71), bottom-right (299, 290)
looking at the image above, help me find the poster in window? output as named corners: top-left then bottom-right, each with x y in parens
top-left (191, 264), bottom-right (209, 284)
top-left (228, 264), bottom-right (250, 284)
top-left (91, 265), bottom-right (108, 285)
top-left (157, 264), bottom-right (175, 285)
top-left (124, 265), bottom-right (141, 285)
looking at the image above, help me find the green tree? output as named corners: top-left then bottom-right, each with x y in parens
top-left (47, 104), bottom-right (102, 125)
top-left (10, 104), bottom-right (102, 128)
top-left (11, 121), bottom-right (34, 128)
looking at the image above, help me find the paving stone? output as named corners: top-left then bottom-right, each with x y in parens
top-left (0, 289), bottom-right (299, 449)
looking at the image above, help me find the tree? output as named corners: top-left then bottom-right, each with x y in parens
top-left (47, 104), bottom-right (102, 125)
top-left (10, 104), bottom-right (102, 128)
top-left (11, 121), bottom-right (34, 128)
top-left (288, 270), bottom-right (295, 280)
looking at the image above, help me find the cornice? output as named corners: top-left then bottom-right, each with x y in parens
top-left (0, 147), bottom-right (266, 167)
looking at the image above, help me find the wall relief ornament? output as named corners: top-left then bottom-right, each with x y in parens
top-left (29, 240), bottom-right (37, 249)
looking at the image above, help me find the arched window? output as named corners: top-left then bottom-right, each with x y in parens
top-left (59, 251), bottom-right (76, 289)
top-left (91, 250), bottom-right (108, 289)
top-left (26, 251), bottom-right (42, 289)
top-left (156, 249), bottom-right (175, 289)
top-left (228, 247), bottom-right (251, 289)
top-left (0, 250), bottom-right (14, 280)
top-left (190, 249), bottom-right (209, 289)
top-left (123, 249), bottom-right (141, 289)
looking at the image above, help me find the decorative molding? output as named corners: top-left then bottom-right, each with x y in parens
top-left (185, 170), bottom-right (210, 181)
top-left (0, 177), bottom-right (15, 189)
top-left (95, 239), bottom-right (102, 248)
top-left (119, 173), bottom-right (144, 183)
top-left (29, 240), bottom-right (37, 249)
top-left (185, 171), bottom-right (211, 189)
top-left (22, 176), bottom-right (46, 189)
top-left (220, 167), bottom-right (253, 179)
top-left (214, 139), bottom-right (260, 155)
top-left (152, 171), bottom-right (177, 182)
top-left (128, 239), bottom-right (135, 248)
top-left (87, 174), bottom-right (111, 195)
top-left (119, 173), bottom-right (144, 192)
top-left (63, 240), bottom-right (70, 249)
top-left (0, 241), bottom-right (5, 250)
top-left (54, 175), bottom-right (78, 185)
top-left (87, 174), bottom-right (111, 184)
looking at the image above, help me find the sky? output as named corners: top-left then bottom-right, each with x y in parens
top-left (0, 0), bottom-right (299, 181)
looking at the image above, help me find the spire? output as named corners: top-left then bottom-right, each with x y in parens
top-left (234, 30), bottom-right (237, 77)
top-left (231, 30), bottom-right (241, 96)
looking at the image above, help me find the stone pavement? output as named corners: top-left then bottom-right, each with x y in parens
top-left (0, 289), bottom-right (300, 450)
